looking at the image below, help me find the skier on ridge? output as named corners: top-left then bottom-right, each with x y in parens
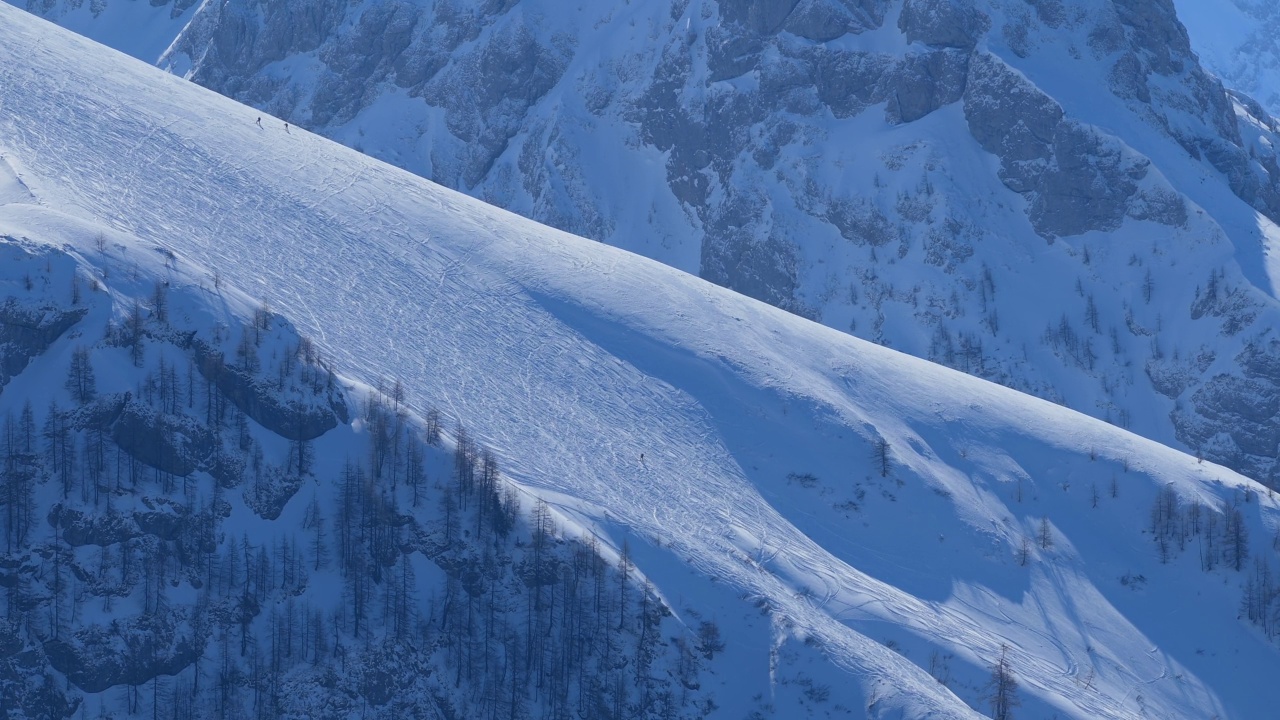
top-left (255, 116), bottom-right (262, 128)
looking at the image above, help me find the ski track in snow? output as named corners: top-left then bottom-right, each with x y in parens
top-left (0, 8), bottom-right (1275, 718)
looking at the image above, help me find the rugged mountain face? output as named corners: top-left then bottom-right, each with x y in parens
top-left (16, 0), bottom-right (1280, 486)
top-left (1174, 0), bottom-right (1280, 118)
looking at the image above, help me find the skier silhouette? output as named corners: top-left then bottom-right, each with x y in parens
top-left (255, 116), bottom-right (262, 128)
top-left (284, 122), bottom-right (290, 134)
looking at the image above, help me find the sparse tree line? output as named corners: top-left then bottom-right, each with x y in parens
top-left (1143, 484), bottom-right (1280, 644)
top-left (1147, 485), bottom-right (1250, 571)
top-left (0, 283), bottom-right (716, 719)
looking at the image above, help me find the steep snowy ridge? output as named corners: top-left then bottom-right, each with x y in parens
top-left (17, 0), bottom-right (1280, 492)
top-left (2, 6), bottom-right (1280, 718)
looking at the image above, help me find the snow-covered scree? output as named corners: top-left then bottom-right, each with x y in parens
top-left (3, 6), bottom-right (1280, 718)
top-left (17, 0), bottom-right (1280, 489)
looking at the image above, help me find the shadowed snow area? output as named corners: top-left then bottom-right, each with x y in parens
top-left (2, 7), bottom-right (1280, 718)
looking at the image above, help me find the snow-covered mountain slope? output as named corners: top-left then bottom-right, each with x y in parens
top-left (1175, 0), bottom-right (1280, 117)
top-left (16, 0), bottom-right (1280, 492)
top-left (0, 233), bottom-right (733, 718)
top-left (4, 6), bottom-right (1280, 719)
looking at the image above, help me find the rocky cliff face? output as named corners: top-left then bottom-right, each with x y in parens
top-left (18, 0), bottom-right (1280, 484)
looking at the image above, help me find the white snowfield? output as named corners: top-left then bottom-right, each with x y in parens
top-left (1, 7), bottom-right (1279, 718)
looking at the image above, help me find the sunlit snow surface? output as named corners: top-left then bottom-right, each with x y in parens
top-left (2, 7), bottom-right (1280, 718)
